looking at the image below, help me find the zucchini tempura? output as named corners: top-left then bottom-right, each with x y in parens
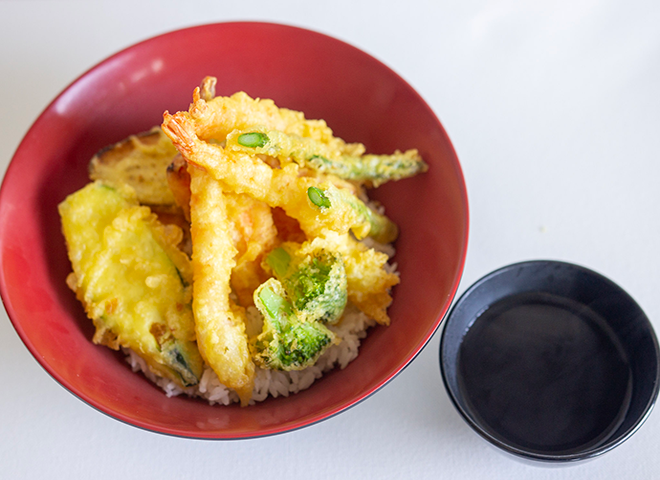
top-left (189, 167), bottom-right (255, 405)
top-left (59, 182), bottom-right (204, 388)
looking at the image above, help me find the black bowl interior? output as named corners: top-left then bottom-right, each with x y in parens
top-left (440, 260), bottom-right (660, 462)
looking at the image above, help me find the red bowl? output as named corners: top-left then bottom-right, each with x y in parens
top-left (0, 22), bottom-right (468, 439)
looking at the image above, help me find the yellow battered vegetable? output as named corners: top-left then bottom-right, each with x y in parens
top-left (278, 232), bottom-right (400, 325)
top-left (89, 127), bottom-right (180, 208)
top-left (315, 232), bottom-right (400, 325)
top-left (58, 181), bottom-right (203, 387)
top-left (188, 167), bottom-right (255, 405)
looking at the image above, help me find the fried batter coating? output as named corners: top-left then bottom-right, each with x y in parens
top-left (189, 167), bottom-right (255, 405)
top-left (225, 193), bottom-right (278, 307)
top-left (166, 154), bottom-right (192, 221)
top-left (187, 87), bottom-right (364, 158)
top-left (166, 154), bottom-right (277, 307)
top-left (226, 127), bottom-right (427, 188)
top-left (311, 232), bottom-right (400, 325)
top-left (162, 112), bottom-right (397, 243)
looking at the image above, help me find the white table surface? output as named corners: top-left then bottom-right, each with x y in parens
top-left (2, 1), bottom-right (659, 478)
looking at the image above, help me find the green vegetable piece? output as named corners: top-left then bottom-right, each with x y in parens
top-left (226, 128), bottom-right (427, 187)
top-left (307, 186), bottom-right (332, 209)
top-left (274, 247), bottom-right (347, 325)
top-left (252, 279), bottom-right (335, 371)
top-left (237, 132), bottom-right (269, 148)
top-left (308, 151), bottom-right (427, 187)
top-left (265, 247), bottom-right (291, 278)
top-left (315, 185), bottom-right (398, 244)
top-left (160, 338), bottom-right (203, 387)
top-left (258, 281), bottom-right (292, 319)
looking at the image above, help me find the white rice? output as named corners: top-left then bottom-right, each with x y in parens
top-left (124, 302), bottom-right (376, 405)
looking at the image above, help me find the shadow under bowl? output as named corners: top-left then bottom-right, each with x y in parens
top-left (440, 260), bottom-right (659, 462)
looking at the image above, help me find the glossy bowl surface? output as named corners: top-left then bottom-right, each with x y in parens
top-left (0, 22), bottom-right (468, 439)
top-left (440, 261), bottom-right (659, 461)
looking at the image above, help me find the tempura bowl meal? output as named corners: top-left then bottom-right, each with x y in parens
top-left (0, 22), bottom-right (468, 438)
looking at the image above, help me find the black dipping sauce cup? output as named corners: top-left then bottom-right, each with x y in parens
top-left (440, 260), bottom-right (660, 462)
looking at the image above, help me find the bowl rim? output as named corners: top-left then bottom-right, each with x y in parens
top-left (0, 21), bottom-right (469, 439)
top-left (439, 259), bottom-right (660, 461)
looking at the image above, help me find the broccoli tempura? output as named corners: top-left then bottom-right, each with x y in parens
top-left (251, 278), bottom-right (337, 371)
top-left (265, 245), bottom-right (347, 325)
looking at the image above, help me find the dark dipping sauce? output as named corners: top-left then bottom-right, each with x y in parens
top-left (458, 291), bottom-right (633, 455)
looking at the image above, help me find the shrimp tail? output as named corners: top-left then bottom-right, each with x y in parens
top-left (162, 111), bottom-right (197, 159)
